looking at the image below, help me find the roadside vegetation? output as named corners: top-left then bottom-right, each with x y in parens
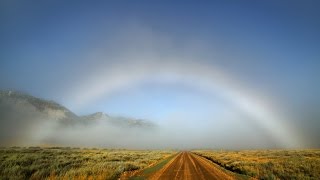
top-left (193, 149), bottom-right (320, 179)
top-left (129, 153), bottom-right (177, 179)
top-left (0, 147), bottom-right (174, 180)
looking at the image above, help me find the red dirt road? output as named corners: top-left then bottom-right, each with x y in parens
top-left (149, 152), bottom-right (234, 180)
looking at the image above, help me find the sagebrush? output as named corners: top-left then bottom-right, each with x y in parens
top-left (0, 147), bottom-right (174, 180)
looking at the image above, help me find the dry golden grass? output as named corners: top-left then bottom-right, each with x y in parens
top-left (193, 149), bottom-right (320, 179)
top-left (0, 147), bottom-right (175, 180)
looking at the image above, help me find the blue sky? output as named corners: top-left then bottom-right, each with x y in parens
top-left (1, 1), bottom-right (320, 148)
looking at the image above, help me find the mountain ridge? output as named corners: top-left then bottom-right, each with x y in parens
top-left (0, 90), bottom-right (156, 146)
top-left (0, 90), bottom-right (154, 126)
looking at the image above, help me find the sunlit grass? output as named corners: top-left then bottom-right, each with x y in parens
top-left (0, 147), bottom-right (175, 180)
top-left (193, 149), bottom-right (320, 179)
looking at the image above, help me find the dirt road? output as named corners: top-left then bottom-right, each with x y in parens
top-left (149, 152), bottom-right (234, 180)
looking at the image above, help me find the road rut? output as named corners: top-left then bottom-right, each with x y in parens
top-left (149, 152), bottom-right (234, 180)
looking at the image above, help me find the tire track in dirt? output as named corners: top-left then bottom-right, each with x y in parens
top-left (149, 152), bottom-right (234, 180)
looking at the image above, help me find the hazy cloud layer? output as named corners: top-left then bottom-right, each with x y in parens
top-left (0, 92), bottom-right (307, 149)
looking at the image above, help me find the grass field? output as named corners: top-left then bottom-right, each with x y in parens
top-left (129, 153), bottom-right (177, 179)
top-left (0, 147), bottom-right (175, 180)
top-left (193, 149), bottom-right (320, 179)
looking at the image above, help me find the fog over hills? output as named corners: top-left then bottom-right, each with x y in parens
top-left (82, 112), bottom-right (155, 128)
top-left (0, 90), bottom-right (156, 148)
top-left (0, 90), bottom-right (306, 149)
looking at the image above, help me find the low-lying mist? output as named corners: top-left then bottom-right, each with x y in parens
top-left (0, 90), bottom-right (306, 149)
top-left (0, 117), bottom-right (276, 150)
top-left (0, 97), bottom-right (277, 149)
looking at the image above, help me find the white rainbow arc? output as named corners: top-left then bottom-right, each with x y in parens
top-left (69, 60), bottom-right (302, 148)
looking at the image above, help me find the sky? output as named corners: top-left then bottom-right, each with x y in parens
top-left (1, 1), bottom-right (320, 148)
